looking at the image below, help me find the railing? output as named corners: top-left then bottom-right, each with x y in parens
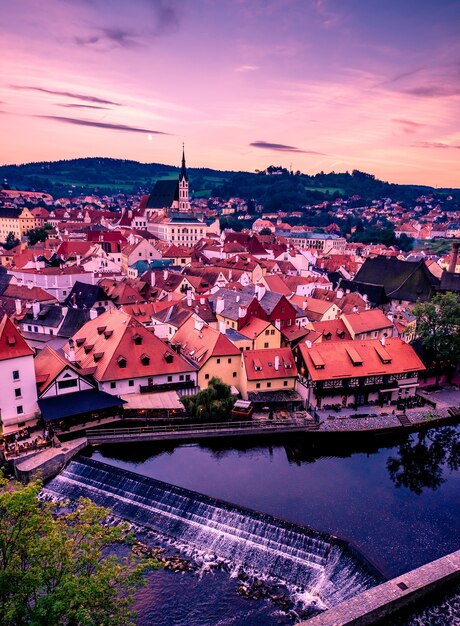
top-left (139, 380), bottom-right (196, 394)
top-left (86, 418), bottom-right (307, 442)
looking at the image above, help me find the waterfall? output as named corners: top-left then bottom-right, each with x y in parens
top-left (43, 456), bottom-right (381, 608)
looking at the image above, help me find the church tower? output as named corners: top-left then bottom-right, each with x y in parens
top-left (178, 144), bottom-right (190, 212)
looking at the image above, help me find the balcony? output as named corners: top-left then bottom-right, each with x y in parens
top-left (139, 380), bottom-right (196, 394)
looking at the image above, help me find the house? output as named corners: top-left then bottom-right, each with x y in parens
top-left (34, 345), bottom-right (125, 431)
top-left (295, 338), bottom-right (425, 410)
top-left (63, 309), bottom-right (197, 396)
top-left (341, 310), bottom-right (394, 341)
top-left (290, 296), bottom-right (340, 322)
top-left (0, 315), bottom-right (38, 434)
top-left (0, 206), bottom-right (36, 240)
top-left (240, 347), bottom-right (300, 409)
top-left (170, 317), bottom-right (241, 391)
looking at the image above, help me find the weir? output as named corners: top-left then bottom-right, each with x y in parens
top-left (43, 456), bottom-right (382, 609)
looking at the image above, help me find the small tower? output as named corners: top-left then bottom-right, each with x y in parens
top-left (178, 144), bottom-right (190, 212)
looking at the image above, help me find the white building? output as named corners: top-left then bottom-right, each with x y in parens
top-left (0, 315), bottom-right (39, 434)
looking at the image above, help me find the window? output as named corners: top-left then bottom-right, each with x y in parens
top-left (17, 405), bottom-right (24, 415)
top-left (63, 291), bottom-right (67, 296)
top-left (167, 376), bottom-right (173, 382)
top-left (12, 370), bottom-right (19, 380)
top-left (265, 329), bottom-right (270, 335)
top-left (110, 382), bottom-right (116, 389)
top-left (28, 325), bottom-right (31, 331)
top-left (14, 388), bottom-right (21, 398)
top-left (185, 374), bottom-right (190, 381)
top-left (264, 342), bottom-right (269, 348)
top-left (57, 379), bottom-right (78, 390)
top-left (49, 329), bottom-right (54, 335)
top-left (34, 326), bottom-right (38, 332)
top-left (283, 380), bottom-right (288, 387)
top-left (267, 382), bottom-right (272, 388)
top-left (128, 380), bottom-right (134, 387)
top-left (216, 358), bottom-right (221, 364)
top-left (270, 329), bottom-right (275, 335)
top-left (179, 375), bottom-right (184, 381)
top-left (205, 373), bottom-right (210, 380)
top-left (228, 358), bottom-right (232, 364)
top-left (256, 383), bottom-right (261, 389)
top-left (233, 372), bottom-right (237, 378)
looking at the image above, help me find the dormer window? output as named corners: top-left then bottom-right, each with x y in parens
top-left (164, 352), bottom-right (174, 364)
top-left (84, 344), bottom-right (94, 354)
top-left (97, 326), bottom-right (107, 335)
top-left (141, 354), bottom-right (150, 366)
top-left (93, 352), bottom-right (104, 362)
top-left (133, 334), bottom-right (143, 345)
top-left (117, 356), bottom-right (127, 368)
top-left (104, 330), bottom-right (113, 339)
top-left (76, 337), bottom-right (85, 347)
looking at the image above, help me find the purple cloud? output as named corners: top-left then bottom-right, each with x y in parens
top-left (37, 115), bottom-right (170, 135)
top-left (250, 141), bottom-right (324, 154)
top-left (11, 85), bottom-right (121, 106)
top-left (57, 103), bottom-right (111, 110)
top-left (392, 118), bottom-right (425, 133)
top-left (412, 141), bottom-right (460, 149)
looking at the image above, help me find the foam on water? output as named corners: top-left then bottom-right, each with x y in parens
top-left (43, 456), bottom-right (381, 611)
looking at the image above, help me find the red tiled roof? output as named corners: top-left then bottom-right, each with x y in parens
top-left (342, 310), bottom-right (393, 334)
top-left (299, 338), bottom-right (425, 381)
top-left (243, 347), bottom-right (297, 381)
top-left (0, 315), bottom-right (34, 361)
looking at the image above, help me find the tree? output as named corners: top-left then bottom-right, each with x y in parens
top-left (3, 232), bottom-right (19, 251)
top-left (413, 292), bottom-right (460, 381)
top-left (181, 377), bottom-right (235, 422)
top-left (26, 228), bottom-right (49, 246)
top-left (0, 475), bottom-right (156, 626)
top-left (258, 227), bottom-right (272, 236)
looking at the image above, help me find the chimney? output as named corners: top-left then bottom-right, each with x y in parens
top-left (274, 356), bottom-right (280, 371)
top-left (163, 269), bottom-right (169, 281)
top-left (194, 318), bottom-right (205, 332)
top-left (274, 319), bottom-right (281, 330)
top-left (186, 290), bottom-right (193, 307)
top-left (238, 305), bottom-right (247, 318)
top-left (236, 295), bottom-right (240, 303)
top-left (89, 308), bottom-right (98, 320)
top-left (68, 338), bottom-right (76, 363)
top-left (76, 254), bottom-right (81, 267)
top-left (200, 297), bottom-right (205, 305)
top-left (15, 298), bottom-right (22, 316)
top-left (449, 242), bottom-right (459, 273)
top-left (305, 339), bottom-right (312, 348)
top-left (219, 320), bottom-right (226, 335)
top-left (255, 284), bottom-right (266, 301)
top-left (216, 295), bottom-right (225, 314)
top-left (336, 288), bottom-right (344, 299)
top-left (61, 306), bottom-right (68, 318)
top-left (32, 301), bottom-right (40, 319)
top-left (151, 271), bottom-right (156, 287)
top-left (381, 336), bottom-right (386, 346)
top-left (387, 312), bottom-right (394, 323)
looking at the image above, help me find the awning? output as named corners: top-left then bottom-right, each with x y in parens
top-left (38, 389), bottom-right (125, 422)
top-left (121, 391), bottom-right (183, 410)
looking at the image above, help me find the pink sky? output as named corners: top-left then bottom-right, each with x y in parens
top-left (1, 0), bottom-right (459, 187)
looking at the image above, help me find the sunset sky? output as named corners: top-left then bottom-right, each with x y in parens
top-left (1, 0), bottom-right (459, 187)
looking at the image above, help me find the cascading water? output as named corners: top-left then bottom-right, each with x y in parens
top-left (42, 456), bottom-right (381, 610)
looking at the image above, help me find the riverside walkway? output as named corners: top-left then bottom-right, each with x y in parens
top-left (86, 418), bottom-right (312, 444)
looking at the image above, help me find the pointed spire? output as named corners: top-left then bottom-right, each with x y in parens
top-left (180, 143), bottom-right (188, 181)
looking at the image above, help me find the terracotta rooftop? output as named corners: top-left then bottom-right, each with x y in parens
top-left (0, 314), bottom-right (34, 361)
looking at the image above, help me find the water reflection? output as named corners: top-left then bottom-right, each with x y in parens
top-left (387, 427), bottom-right (460, 495)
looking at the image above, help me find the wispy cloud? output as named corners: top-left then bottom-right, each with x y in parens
top-left (412, 141), bottom-right (460, 149)
top-left (57, 103), bottom-right (111, 110)
top-left (250, 140), bottom-right (324, 154)
top-left (75, 27), bottom-right (142, 49)
top-left (392, 118), bottom-right (425, 133)
top-left (11, 85), bottom-right (121, 106)
top-left (235, 65), bottom-right (260, 72)
top-left (37, 115), bottom-right (170, 135)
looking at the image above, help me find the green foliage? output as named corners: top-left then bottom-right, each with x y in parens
top-left (349, 225), bottom-right (414, 251)
top-left (181, 377), bottom-right (235, 422)
top-left (0, 479), bottom-right (156, 626)
top-left (413, 292), bottom-right (460, 376)
top-left (26, 228), bottom-right (49, 246)
top-left (3, 232), bottom-right (20, 250)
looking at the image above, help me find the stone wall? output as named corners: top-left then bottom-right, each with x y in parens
top-left (14, 438), bottom-right (88, 483)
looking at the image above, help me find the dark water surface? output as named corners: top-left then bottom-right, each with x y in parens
top-left (85, 425), bottom-right (460, 625)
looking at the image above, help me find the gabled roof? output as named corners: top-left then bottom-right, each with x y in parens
top-left (342, 310), bottom-right (392, 334)
top-left (65, 281), bottom-right (109, 309)
top-left (0, 314), bottom-right (34, 361)
top-left (171, 317), bottom-right (240, 365)
top-left (66, 309), bottom-right (194, 381)
top-left (34, 345), bottom-right (94, 394)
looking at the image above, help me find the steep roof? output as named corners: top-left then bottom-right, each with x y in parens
top-left (243, 347), bottom-right (297, 381)
top-left (66, 309), bottom-right (194, 381)
top-left (0, 314), bottom-right (34, 361)
top-left (34, 345), bottom-right (92, 394)
top-left (146, 179), bottom-right (179, 209)
top-left (354, 257), bottom-right (438, 302)
top-left (171, 317), bottom-right (240, 365)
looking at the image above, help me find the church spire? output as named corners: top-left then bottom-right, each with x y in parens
top-left (180, 143), bottom-right (188, 181)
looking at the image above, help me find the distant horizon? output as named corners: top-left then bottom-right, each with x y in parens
top-left (1, 155), bottom-right (459, 191)
top-left (1, 1), bottom-right (459, 187)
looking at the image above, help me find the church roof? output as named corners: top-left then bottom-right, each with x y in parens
top-left (146, 179), bottom-right (179, 209)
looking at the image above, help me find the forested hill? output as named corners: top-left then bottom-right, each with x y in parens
top-left (0, 158), bottom-right (458, 206)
